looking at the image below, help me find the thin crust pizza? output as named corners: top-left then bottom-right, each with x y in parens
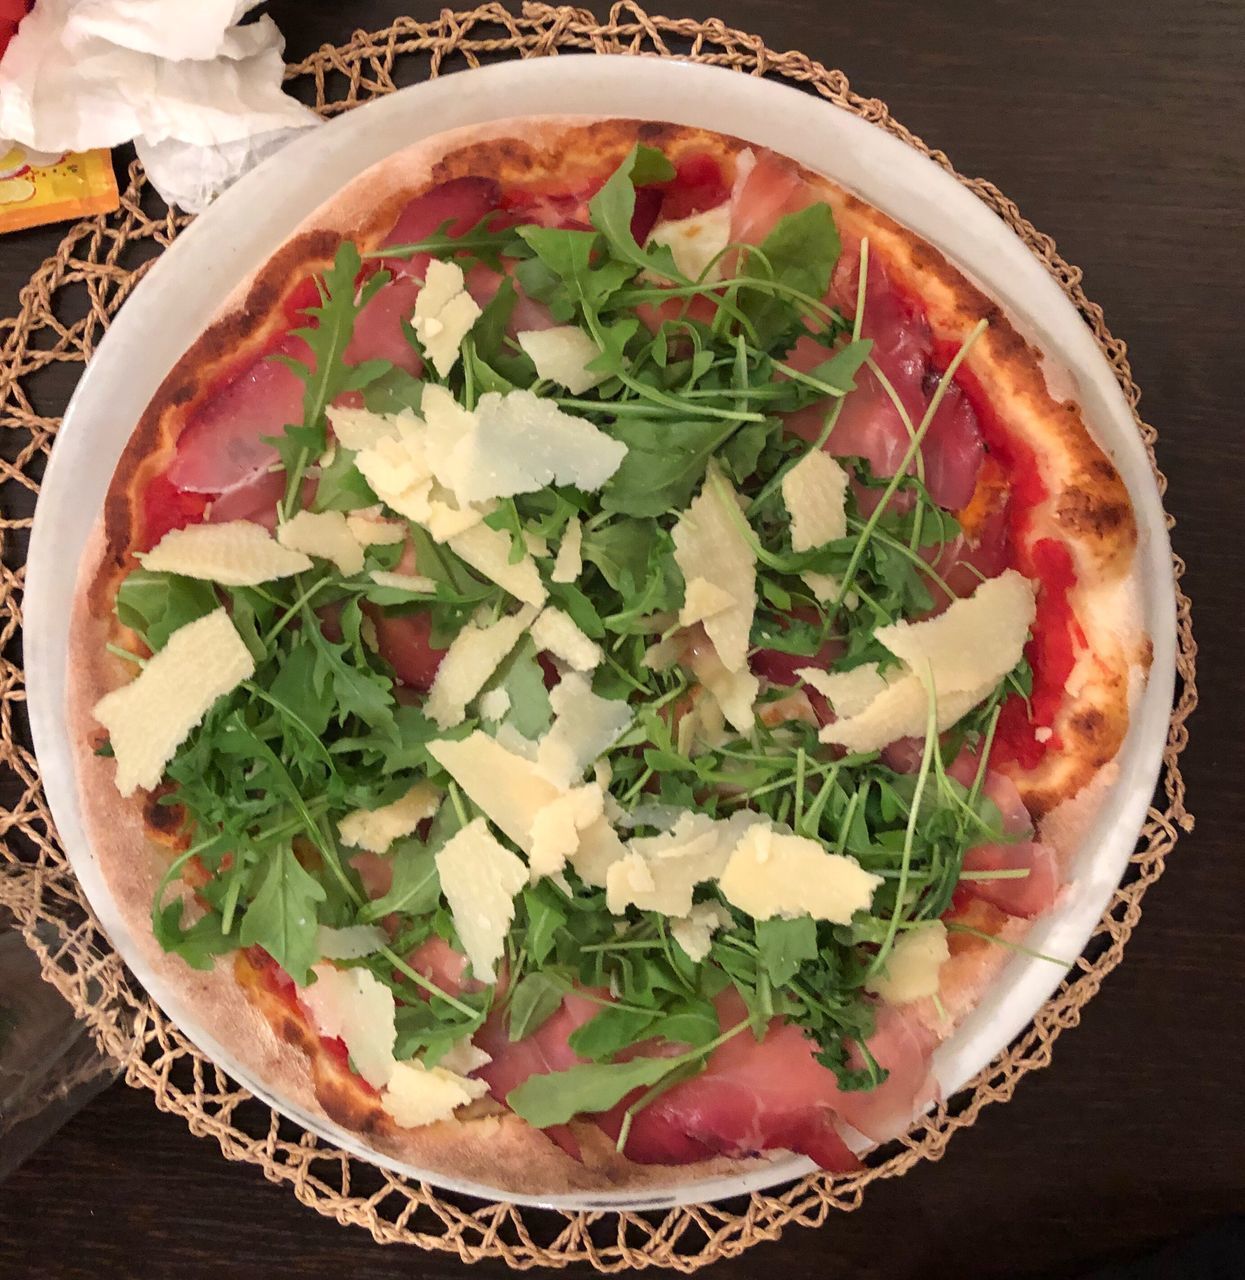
top-left (67, 118), bottom-right (1148, 1195)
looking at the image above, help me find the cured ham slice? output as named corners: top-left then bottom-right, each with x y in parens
top-left (164, 332), bottom-right (307, 496)
top-left (371, 608), bottom-right (449, 692)
top-left (596, 988), bottom-right (935, 1167)
top-left (378, 176), bottom-right (501, 278)
top-left (464, 263), bottom-right (556, 335)
top-left (344, 275), bottom-right (423, 373)
top-left (729, 149), bottom-right (819, 247)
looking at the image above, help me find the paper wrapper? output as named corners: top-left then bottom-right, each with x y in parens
top-left (0, 141), bottom-right (117, 233)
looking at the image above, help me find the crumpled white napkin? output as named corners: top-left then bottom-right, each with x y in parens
top-left (0, 0), bottom-right (319, 211)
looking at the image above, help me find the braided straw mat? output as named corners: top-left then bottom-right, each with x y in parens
top-left (0, 3), bottom-right (1196, 1270)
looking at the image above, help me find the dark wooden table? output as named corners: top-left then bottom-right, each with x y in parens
top-left (1, 2), bottom-right (1239, 1276)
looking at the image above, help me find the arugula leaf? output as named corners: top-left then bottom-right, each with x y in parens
top-left (507, 1055), bottom-right (678, 1128)
top-left (492, 637), bottom-right (553, 739)
top-left (587, 145), bottom-right (677, 276)
top-left (521, 883), bottom-right (567, 967)
top-left (739, 204), bottom-right (842, 347)
top-left (601, 418), bottom-right (737, 516)
top-left (506, 971), bottom-right (565, 1043)
top-left (115, 571), bottom-right (218, 651)
top-left (152, 899), bottom-right (232, 971)
top-left (755, 916), bottom-right (819, 986)
top-left (237, 846), bottom-right (327, 985)
top-left (567, 1004), bottom-right (659, 1061)
top-left (358, 839), bottom-right (441, 923)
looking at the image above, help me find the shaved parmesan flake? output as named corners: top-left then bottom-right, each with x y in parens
top-left (382, 1059), bottom-right (488, 1128)
top-left (301, 964), bottom-right (396, 1090)
top-left (413, 258), bottom-right (481, 377)
top-left (529, 783), bottom-right (605, 880)
top-left (316, 924), bottom-right (386, 961)
top-left (606, 811), bottom-right (759, 917)
top-left (523, 530), bottom-right (549, 559)
top-left (369, 570), bottom-right (437, 593)
top-left (438, 1036), bottom-right (492, 1076)
top-left (876, 570), bottom-right (1036, 695)
top-left (797, 663), bottom-right (887, 717)
top-left (327, 403), bottom-right (406, 451)
top-left (447, 521), bottom-right (547, 607)
top-left (551, 516), bottom-right (583, 584)
top-left (517, 326), bottom-right (606, 395)
top-left (337, 781), bottom-right (442, 853)
top-left (478, 687), bottom-right (511, 722)
top-left (433, 388), bottom-right (626, 505)
top-left (139, 520), bottom-right (311, 586)
top-left (820, 572), bottom-right (1036, 752)
top-left (670, 902), bottom-right (732, 962)
top-left (278, 509), bottom-right (364, 576)
top-left (425, 606), bottom-right (536, 729)
top-left (535, 672), bottom-right (633, 790)
top-left (435, 817), bottom-right (526, 982)
top-left (685, 637), bottom-right (758, 733)
top-left (94, 609), bottom-right (253, 796)
top-left (679, 576), bottom-right (736, 627)
top-left (676, 688), bottom-right (728, 756)
top-left (782, 452), bottom-right (848, 551)
top-left (672, 468), bottom-right (756, 672)
top-left (866, 922), bottom-right (949, 1004)
top-left (569, 817), bottom-right (628, 888)
top-left (642, 635), bottom-right (682, 672)
top-left (801, 570), bottom-right (843, 604)
top-left (346, 512), bottom-right (406, 546)
top-left (530, 606), bottom-right (601, 672)
top-left (647, 203), bottom-right (732, 282)
top-left (428, 732), bottom-right (561, 852)
top-left (719, 827), bottom-right (882, 924)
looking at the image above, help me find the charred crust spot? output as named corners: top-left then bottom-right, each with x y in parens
top-left (1057, 485), bottom-right (1132, 545)
top-left (319, 1076), bottom-right (385, 1134)
top-left (142, 788), bottom-right (184, 838)
top-left (1069, 705), bottom-right (1107, 743)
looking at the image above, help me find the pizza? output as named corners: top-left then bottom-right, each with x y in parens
top-left (67, 118), bottom-right (1148, 1195)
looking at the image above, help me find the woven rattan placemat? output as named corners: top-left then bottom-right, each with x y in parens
top-left (0, 3), bottom-right (1196, 1269)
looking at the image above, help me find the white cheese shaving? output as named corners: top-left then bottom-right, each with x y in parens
top-left (529, 783), bottom-right (605, 880)
top-left (139, 520), bottom-right (311, 586)
top-left (437, 1036), bottom-right (492, 1076)
top-left (669, 902), bottom-right (732, 963)
top-left (516, 326), bottom-right (606, 395)
top-left (679, 576), bottom-right (736, 627)
top-left (412, 258), bottom-right (481, 377)
top-left (646, 203), bottom-right (732, 282)
top-left (93, 609), bottom-right (254, 796)
top-left (478, 687), bottom-right (511, 722)
top-left (277, 509), bottom-right (364, 576)
top-left (369, 570), bottom-right (437, 593)
top-left (819, 572), bottom-right (1037, 753)
top-left (684, 636), bottom-right (758, 733)
top-left (875, 570), bottom-right (1036, 695)
top-left (432, 387), bottom-right (627, 505)
top-left (551, 516), bottom-right (584, 584)
top-left (327, 403), bottom-right (404, 451)
top-left (447, 520), bottom-right (547, 607)
top-left (866, 921), bottom-right (950, 1005)
top-left (300, 964), bottom-right (396, 1090)
top-left (719, 826), bottom-right (882, 923)
top-left (382, 1059), bottom-right (489, 1128)
top-left (568, 816), bottom-right (628, 888)
top-left (800, 570), bottom-right (844, 604)
top-left (346, 511), bottom-right (406, 546)
top-left (523, 530), bottom-right (549, 558)
top-left (530, 606), bottom-right (601, 672)
top-left (797, 662), bottom-right (887, 717)
top-left (671, 467), bottom-right (756, 672)
top-left (535, 672), bottom-right (633, 790)
top-left (316, 923), bottom-right (386, 961)
top-left (428, 732), bottom-right (561, 853)
top-left (337, 781), bottom-right (442, 854)
top-left (434, 817), bottom-right (527, 982)
top-left (782, 451), bottom-right (849, 551)
top-left (424, 606), bottom-right (536, 729)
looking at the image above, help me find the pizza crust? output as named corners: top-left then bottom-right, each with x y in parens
top-left (67, 117), bottom-right (1150, 1194)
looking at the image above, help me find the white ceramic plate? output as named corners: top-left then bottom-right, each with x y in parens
top-left (25, 57), bottom-right (1176, 1211)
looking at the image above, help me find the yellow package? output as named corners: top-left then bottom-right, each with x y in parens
top-left (0, 144), bottom-right (119, 234)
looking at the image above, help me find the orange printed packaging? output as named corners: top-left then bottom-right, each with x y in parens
top-left (0, 143), bottom-right (119, 234)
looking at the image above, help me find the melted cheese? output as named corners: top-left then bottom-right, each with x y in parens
top-left (412, 258), bottom-right (481, 377)
top-left (424, 606), bottom-right (536, 729)
top-left (671, 467), bottom-right (756, 672)
top-left (782, 451), bottom-right (848, 551)
top-left (277, 509), bottom-right (364, 576)
top-left (516, 326), bottom-right (606, 395)
top-left (93, 608), bottom-right (254, 796)
top-left (434, 817), bottom-right (527, 983)
top-left (337, 781), bottom-right (442, 853)
top-left (139, 520), bottom-right (311, 586)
